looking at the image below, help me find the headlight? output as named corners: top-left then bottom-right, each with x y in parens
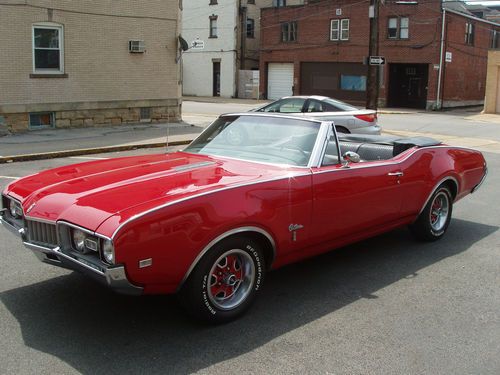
top-left (72, 229), bottom-right (87, 252)
top-left (102, 239), bottom-right (115, 264)
top-left (9, 200), bottom-right (22, 218)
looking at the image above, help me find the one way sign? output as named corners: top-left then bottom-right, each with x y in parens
top-left (369, 56), bottom-right (386, 65)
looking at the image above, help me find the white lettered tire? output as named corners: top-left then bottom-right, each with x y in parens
top-left (180, 236), bottom-right (265, 323)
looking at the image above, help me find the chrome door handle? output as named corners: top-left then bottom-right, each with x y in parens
top-left (387, 172), bottom-right (404, 177)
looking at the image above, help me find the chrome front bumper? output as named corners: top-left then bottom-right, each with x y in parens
top-left (0, 211), bottom-right (143, 296)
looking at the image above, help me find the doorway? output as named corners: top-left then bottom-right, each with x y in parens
top-left (213, 61), bottom-right (221, 97)
top-left (388, 64), bottom-right (429, 109)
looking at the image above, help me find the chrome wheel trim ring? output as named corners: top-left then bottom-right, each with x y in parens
top-left (207, 249), bottom-right (256, 311)
top-left (429, 191), bottom-right (449, 232)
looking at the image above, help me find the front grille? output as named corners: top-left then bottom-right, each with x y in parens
top-left (26, 220), bottom-right (58, 248)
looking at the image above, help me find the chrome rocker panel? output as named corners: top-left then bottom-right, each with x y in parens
top-left (0, 212), bottom-right (143, 296)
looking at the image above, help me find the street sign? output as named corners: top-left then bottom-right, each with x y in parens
top-left (369, 56), bottom-right (385, 65)
top-left (191, 40), bottom-right (205, 50)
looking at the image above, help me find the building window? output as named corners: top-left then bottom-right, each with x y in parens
top-left (246, 18), bottom-right (255, 38)
top-left (273, 0), bottom-right (286, 7)
top-left (248, 0), bottom-right (255, 4)
top-left (388, 17), bottom-right (409, 39)
top-left (465, 22), bottom-right (475, 45)
top-left (140, 107), bottom-right (151, 121)
top-left (340, 75), bottom-right (366, 91)
top-left (209, 0), bottom-right (217, 4)
top-left (209, 16), bottom-right (218, 38)
top-left (492, 30), bottom-right (499, 49)
top-left (32, 24), bottom-right (63, 73)
top-left (281, 21), bottom-right (297, 42)
top-left (29, 112), bottom-right (55, 129)
top-left (330, 19), bottom-right (350, 41)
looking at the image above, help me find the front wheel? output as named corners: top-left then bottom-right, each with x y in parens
top-left (179, 236), bottom-right (265, 324)
top-left (409, 185), bottom-right (453, 241)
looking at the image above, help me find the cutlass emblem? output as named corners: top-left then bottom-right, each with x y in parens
top-left (289, 224), bottom-right (304, 242)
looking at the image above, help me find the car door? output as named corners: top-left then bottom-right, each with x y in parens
top-left (309, 141), bottom-right (404, 246)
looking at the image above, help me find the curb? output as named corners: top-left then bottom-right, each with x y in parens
top-left (0, 139), bottom-right (192, 164)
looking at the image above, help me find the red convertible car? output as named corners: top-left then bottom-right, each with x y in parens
top-left (0, 114), bottom-right (487, 323)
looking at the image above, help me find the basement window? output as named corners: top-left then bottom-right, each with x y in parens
top-left (140, 107), bottom-right (151, 121)
top-left (29, 112), bottom-right (55, 129)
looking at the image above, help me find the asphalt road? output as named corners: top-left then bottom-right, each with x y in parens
top-left (0, 148), bottom-right (499, 374)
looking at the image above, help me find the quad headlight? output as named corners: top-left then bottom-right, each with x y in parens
top-left (68, 226), bottom-right (114, 264)
top-left (102, 239), bottom-right (115, 264)
top-left (9, 199), bottom-right (23, 219)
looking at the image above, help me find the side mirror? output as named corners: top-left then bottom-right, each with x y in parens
top-left (342, 151), bottom-right (361, 164)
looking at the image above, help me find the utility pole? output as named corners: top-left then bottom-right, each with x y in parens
top-left (366, 0), bottom-right (379, 110)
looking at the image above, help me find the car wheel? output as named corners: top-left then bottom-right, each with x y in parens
top-left (409, 185), bottom-right (453, 241)
top-left (179, 236), bottom-right (265, 323)
top-left (336, 126), bottom-right (350, 134)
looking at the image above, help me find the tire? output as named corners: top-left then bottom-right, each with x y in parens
top-left (409, 185), bottom-right (453, 241)
top-left (336, 126), bottom-right (350, 134)
top-left (179, 236), bottom-right (265, 324)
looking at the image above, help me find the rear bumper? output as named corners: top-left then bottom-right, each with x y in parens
top-left (352, 125), bottom-right (381, 135)
top-left (0, 211), bottom-right (143, 296)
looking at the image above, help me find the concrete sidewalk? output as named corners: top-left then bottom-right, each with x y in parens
top-left (0, 122), bottom-right (202, 163)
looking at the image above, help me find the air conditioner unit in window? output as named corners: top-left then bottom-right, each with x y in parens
top-left (129, 40), bottom-right (145, 53)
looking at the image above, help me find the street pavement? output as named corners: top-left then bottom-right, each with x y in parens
top-left (0, 147), bottom-right (499, 374)
top-left (1, 98), bottom-right (499, 163)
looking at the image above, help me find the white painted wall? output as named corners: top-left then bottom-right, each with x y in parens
top-left (182, 0), bottom-right (238, 97)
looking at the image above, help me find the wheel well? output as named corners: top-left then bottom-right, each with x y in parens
top-left (229, 231), bottom-right (275, 271)
top-left (442, 179), bottom-right (458, 200)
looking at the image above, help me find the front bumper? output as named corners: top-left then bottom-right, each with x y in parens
top-left (0, 211), bottom-right (143, 296)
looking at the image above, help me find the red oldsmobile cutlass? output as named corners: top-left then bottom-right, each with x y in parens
top-left (0, 114), bottom-right (487, 323)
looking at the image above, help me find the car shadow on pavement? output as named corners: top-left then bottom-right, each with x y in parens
top-left (1, 218), bottom-right (497, 374)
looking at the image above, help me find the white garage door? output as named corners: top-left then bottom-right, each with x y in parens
top-left (268, 63), bottom-right (294, 100)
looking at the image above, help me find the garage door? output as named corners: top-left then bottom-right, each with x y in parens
top-left (268, 63), bottom-right (294, 100)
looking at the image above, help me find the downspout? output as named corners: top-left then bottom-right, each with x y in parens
top-left (436, 8), bottom-right (446, 110)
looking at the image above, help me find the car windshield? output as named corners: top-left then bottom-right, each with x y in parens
top-left (184, 115), bottom-right (320, 167)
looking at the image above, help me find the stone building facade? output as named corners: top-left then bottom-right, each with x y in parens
top-left (0, 0), bottom-right (182, 132)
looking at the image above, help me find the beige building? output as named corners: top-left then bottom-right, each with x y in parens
top-left (484, 50), bottom-right (500, 114)
top-left (0, 0), bottom-right (182, 132)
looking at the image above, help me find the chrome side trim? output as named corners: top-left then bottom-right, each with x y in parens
top-left (177, 226), bottom-right (277, 291)
top-left (110, 173), bottom-right (311, 239)
top-left (172, 161), bottom-right (216, 172)
top-left (471, 167), bottom-right (487, 193)
top-left (311, 145), bottom-right (476, 175)
top-left (417, 176), bottom-right (460, 216)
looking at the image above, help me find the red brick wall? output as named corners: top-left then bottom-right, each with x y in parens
top-left (260, 0), bottom-right (499, 107)
top-left (441, 11), bottom-right (499, 105)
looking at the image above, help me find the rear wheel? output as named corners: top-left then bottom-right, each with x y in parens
top-left (409, 185), bottom-right (453, 241)
top-left (179, 236), bottom-right (265, 323)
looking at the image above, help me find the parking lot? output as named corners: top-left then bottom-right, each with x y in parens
top-left (1, 136), bottom-right (499, 374)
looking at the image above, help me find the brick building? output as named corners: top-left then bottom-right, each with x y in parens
top-left (0, 1), bottom-right (182, 132)
top-left (259, 0), bottom-right (500, 109)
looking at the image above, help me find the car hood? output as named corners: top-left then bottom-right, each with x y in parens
top-left (5, 152), bottom-right (293, 232)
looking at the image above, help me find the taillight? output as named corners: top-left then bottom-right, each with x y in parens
top-left (354, 113), bottom-right (377, 123)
